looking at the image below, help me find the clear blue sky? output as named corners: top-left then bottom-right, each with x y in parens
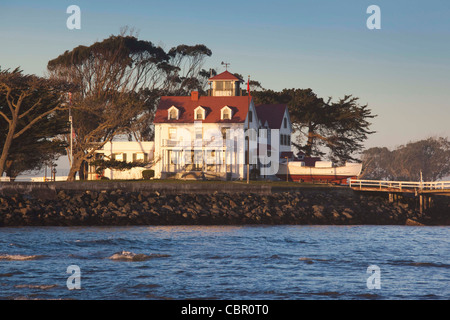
top-left (1, 0), bottom-right (449, 152)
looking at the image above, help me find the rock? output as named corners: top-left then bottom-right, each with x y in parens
top-left (405, 218), bottom-right (425, 226)
top-left (0, 187), bottom-right (448, 227)
top-left (332, 210), bottom-right (340, 219)
top-left (312, 205), bottom-right (324, 212)
top-left (341, 211), bottom-right (353, 219)
top-left (97, 193), bottom-right (108, 204)
top-left (312, 205), bottom-right (325, 219)
top-left (117, 197), bottom-right (126, 207)
top-left (79, 208), bottom-right (88, 216)
top-left (108, 202), bottom-right (118, 210)
top-left (313, 211), bottom-right (325, 219)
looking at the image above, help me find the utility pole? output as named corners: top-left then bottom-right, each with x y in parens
top-left (68, 92), bottom-right (73, 168)
top-left (247, 138), bottom-right (250, 184)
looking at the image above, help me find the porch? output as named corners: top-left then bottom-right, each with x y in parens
top-left (160, 147), bottom-right (245, 181)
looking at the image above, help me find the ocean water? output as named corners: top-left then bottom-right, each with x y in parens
top-left (0, 225), bottom-right (448, 300)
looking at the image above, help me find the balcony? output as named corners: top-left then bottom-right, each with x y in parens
top-left (161, 139), bottom-right (227, 148)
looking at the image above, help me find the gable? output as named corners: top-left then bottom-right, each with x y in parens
top-left (255, 104), bottom-right (289, 129)
top-left (209, 70), bottom-right (243, 81)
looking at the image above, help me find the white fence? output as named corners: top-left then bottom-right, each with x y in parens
top-left (349, 179), bottom-right (450, 191)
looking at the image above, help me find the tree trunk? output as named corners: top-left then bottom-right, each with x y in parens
top-left (5, 166), bottom-right (18, 182)
top-left (79, 160), bottom-right (88, 180)
top-left (304, 123), bottom-right (315, 157)
top-left (0, 122), bottom-right (17, 177)
top-left (66, 154), bottom-right (84, 181)
top-left (66, 164), bottom-right (78, 181)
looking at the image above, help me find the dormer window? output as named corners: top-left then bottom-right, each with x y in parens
top-left (221, 106), bottom-right (232, 120)
top-left (194, 106), bottom-right (205, 120)
top-left (168, 106), bottom-right (179, 120)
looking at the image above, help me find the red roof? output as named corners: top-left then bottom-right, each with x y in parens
top-left (209, 70), bottom-right (243, 81)
top-left (255, 104), bottom-right (288, 129)
top-left (154, 95), bottom-right (251, 123)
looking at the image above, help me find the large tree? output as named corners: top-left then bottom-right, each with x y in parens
top-left (47, 35), bottom-right (172, 180)
top-left (0, 67), bottom-right (68, 178)
top-left (1, 115), bottom-right (68, 181)
top-left (252, 88), bottom-right (376, 163)
top-left (361, 137), bottom-right (450, 181)
top-left (165, 44), bottom-right (213, 96)
top-left (128, 44), bottom-right (214, 142)
top-left (47, 34), bottom-right (213, 180)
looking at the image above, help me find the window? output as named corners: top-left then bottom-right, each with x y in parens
top-left (194, 106), bottom-right (205, 120)
top-left (221, 106), bottom-right (232, 120)
top-left (248, 111), bottom-right (253, 122)
top-left (168, 106), bottom-right (178, 120)
top-left (284, 118), bottom-right (287, 128)
top-left (112, 153), bottom-right (127, 162)
top-left (280, 134), bottom-right (288, 146)
top-left (215, 81), bottom-right (233, 91)
top-left (133, 153), bottom-right (148, 162)
top-left (169, 127), bottom-right (177, 140)
top-left (195, 127), bottom-right (203, 140)
top-left (221, 127), bottom-right (230, 141)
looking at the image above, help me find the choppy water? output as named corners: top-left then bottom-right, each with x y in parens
top-left (0, 225), bottom-right (448, 300)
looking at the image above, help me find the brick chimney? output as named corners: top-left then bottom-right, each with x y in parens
top-left (191, 91), bottom-right (199, 101)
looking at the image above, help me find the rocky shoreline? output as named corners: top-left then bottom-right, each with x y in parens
top-left (0, 188), bottom-right (449, 226)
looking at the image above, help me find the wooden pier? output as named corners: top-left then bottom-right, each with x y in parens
top-left (349, 179), bottom-right (450, 213)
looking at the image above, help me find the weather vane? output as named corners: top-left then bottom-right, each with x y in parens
top-left (221, 61), bottom-right (230, 71)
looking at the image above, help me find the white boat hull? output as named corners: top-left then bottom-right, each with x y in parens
top-left (276, 161), bottom-right (362, 184)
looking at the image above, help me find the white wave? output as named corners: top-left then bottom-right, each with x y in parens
top-left (108, 250), bottom-right (169, 261)
top-left (0, 254), bottom-right (44, 261)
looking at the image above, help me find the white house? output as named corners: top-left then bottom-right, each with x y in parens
top-left (86, 70), bottom-right (292, 181)
top-left (89, 141), bottom-right (154, 180)
top-left (153, 71), bottom-right (292, 180)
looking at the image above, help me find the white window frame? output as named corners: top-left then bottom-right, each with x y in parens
top-left (194, 106), bottom-right (205, 120)
top-left (168, 106), bottom-right (179, 120)
top-left (168, 127), bottom-right (177, 140)
top-left (221, 106), bottom-right (232, 120)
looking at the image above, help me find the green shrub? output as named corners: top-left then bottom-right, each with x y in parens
top-left (142, 169), bottom-right (155, 180)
